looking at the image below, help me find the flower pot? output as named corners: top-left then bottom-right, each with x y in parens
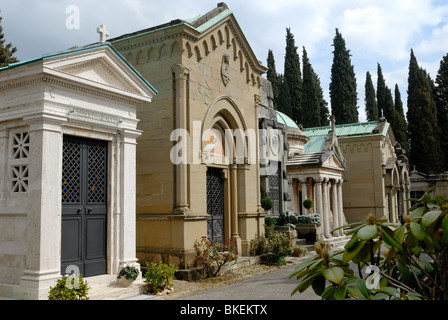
top-left (117, 277), bottom-right (134, 287)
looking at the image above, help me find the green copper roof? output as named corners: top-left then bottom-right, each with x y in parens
top-left (303, 135), bottom-right (327, 153)
top-left (303, 120), bottom-right (389, 153)
top-left (0, 42), bottom-right (157, 95)
top-left (305, 121), bottom-right (387, 137)
top-left (186, 9), bottom-right (232, 33)
top-left (276, 111), bottom-right (299, 129)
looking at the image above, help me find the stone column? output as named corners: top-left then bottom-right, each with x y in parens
top-left (231, 163), bottom-right (241, 253)
top-left (315, 178), bottom-right (324, 239)
top-left (331, 180), bottom-right (339, 236)
top-left (254, 95), bottom-right (263, 213)
top-left (172, 64), bottom-right (190, 214)
top-left (300, 178), bottom-right (308, 215)
top-left (322, 178), bottom-right (331, 239)
top-left (393, 187), bottom-right (399, 222)
top-left (386, 186), bottom-right (393, 222)
top-left (337, 179), bottom-right (345, 236)
top-left (405, 184), bottom-right (411, 214)
top-left (118, 129), bottom-right (141, 271)
top-left (20, 116), bottom-right (64, 299)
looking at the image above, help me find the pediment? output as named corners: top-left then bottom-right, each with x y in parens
top-left (41, 44), bottom-right (156, 100)
top-left (322, 153), bottom-right (344, 170)
top-left (54, 58), bottom-right (139, 93)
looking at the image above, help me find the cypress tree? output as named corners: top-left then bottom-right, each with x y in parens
top-left (266, 49), bottom-right (281, 110)
top-left (277, 75), bottom-right (292, 118)
top-left (384, 85), bottom-right (396, 128)
top-left (0, 11), bottom-right (18, 67)
top-left (407, 49), bottom-right (444, 173)
top-left (315, 71), bottom-right (330, 126)
top-left (376, 63), bottom-right (387, 119)
top-left (435, 52), bottom-right (448, 170)
top-left (329, 28), bottom-right (358, 124)
top-left (283, 28), bottom-right (302, 125)
top-left (301, 47), bottom-right (321, 128)
top-left (394, 84), bottom-right (409, 154)
top-left (365, 71), bottom-right (378, 121)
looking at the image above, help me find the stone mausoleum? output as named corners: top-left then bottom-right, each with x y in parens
top-left (110, 3), bottom-right (269, 276)
top-left (0, 43), bottom-right (156, 299)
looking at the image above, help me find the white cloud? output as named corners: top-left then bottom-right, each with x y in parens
top-left (338, 0), bottom-right (447, 62)
top-left (1, 0), bottom-right (448, 121)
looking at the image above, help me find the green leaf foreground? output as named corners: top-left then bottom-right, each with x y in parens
top-left (290, 189), bottom-right (448, 300)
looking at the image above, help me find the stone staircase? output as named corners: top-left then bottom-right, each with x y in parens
top-left (295, 235), bottom-right (351, 254)
top-left (85, 256), bottom-right (263, 300)
top-left (86, 274), bottom-right (147, 300)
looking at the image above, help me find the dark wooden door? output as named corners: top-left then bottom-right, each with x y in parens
top-left (206, 167), bottom-right (224, 243)
top-left (61, 136), bottom-right (107, 277)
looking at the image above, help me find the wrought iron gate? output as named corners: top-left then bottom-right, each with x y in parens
top-left (206, 167), bottom-right (224, 243)
top-left (61, 136), bottom-right (107, 277)
top-left (268, 161), bottom-right (281, 215)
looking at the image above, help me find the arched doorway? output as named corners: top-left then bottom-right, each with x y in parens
top-left (201, 96), bottom-right (251, 248)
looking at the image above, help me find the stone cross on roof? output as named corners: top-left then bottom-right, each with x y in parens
top-left (97, 24), bottom-right (109, 43)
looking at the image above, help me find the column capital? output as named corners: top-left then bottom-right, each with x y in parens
top-left (172, 64), bottom-right (190, 80)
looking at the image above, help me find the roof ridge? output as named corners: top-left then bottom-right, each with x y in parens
top-left (187, 2), bottom-right (229, 28)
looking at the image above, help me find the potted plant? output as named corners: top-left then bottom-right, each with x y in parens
top-left (261, 196), bottom-right (274, 212)
top-left (117, 265), bottom-right (140, 287)
top-left (302, 199), bottom-right (314, 210)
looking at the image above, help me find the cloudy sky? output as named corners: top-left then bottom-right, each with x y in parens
top-left (1, 0), bottom-right (447, 122)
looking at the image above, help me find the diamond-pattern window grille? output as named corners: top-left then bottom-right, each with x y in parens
top-left (62, 139), bottom-right (81, 203)
top-left (11, 165), bottom-right (29, 193)
top-left (268, 161), bottom-right (281, 214)
top-left (12, 132), bottom-right (30, 159)
top-left (87, 142), bottom-right (107, 204)
top-left (206, 168), bottom-right (224, 243)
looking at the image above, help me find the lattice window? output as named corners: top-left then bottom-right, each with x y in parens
top-left (12, 132), bottom-right (30, 159)
top-left (10, 131), bottom-right (30, 193)
top-left (206, 168), bottom-right (224, 243)
top-left (11, 165), bottom-right (29, 193)
top-left (87, 142), bottom-right (107, 204)
top-left (62, 139), bottom-right (81, 203)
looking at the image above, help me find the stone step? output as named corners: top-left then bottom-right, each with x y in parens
top-left (295, 238), bottom-right (307, 246)
top-left (85, 275), bottom-right (147, 300)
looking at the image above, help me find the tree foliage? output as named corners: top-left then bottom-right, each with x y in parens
top-left (394, 84), bottom-right (409, 155)
top-left (435, 52), bottom-right (448, 171)
top-left (266, 49), bottom-right (281, 110)
top-left (291, 189), bottom-right (448, 300)
top-left (365, 71), bottom-right (378, 121)
top-left (407, 49), bottom-right (444, 174)
top-left (0, 11), bottom-right (18, 67)
top-left (302, 47), bottom-right (321, 128)
top-left (329, 29), bottom-right (358, 124)
top-left (283, 28), bottom-right (302, 126)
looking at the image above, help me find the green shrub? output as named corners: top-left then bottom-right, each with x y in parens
top-left (261, 196), bottom-right (274, 211)
top-left (144, 261), bottom-right (178, 294)
top-left (117, 265), bottom-right (140, 281)
top-left (48, 274), bottom-right (89, 300)
top-left (291, 188), bottom-right (448, 300)
top-left (253, 224), bottom-right (293, 266)
top-left (264, 215), bottom-right (277, 228)
top-left (303, 199), bottom-right (314, 209)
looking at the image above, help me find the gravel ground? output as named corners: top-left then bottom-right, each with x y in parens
top-left (158, 263), bottom-right (289, 300)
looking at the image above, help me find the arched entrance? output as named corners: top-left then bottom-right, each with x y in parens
top-left (201, 96), bottom-right (251, 249)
